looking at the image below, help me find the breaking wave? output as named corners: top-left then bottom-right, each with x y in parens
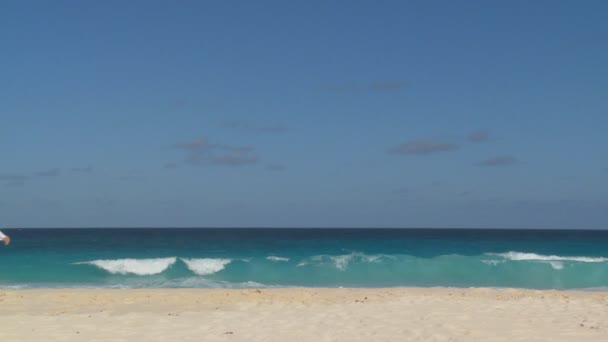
top-left (297, 252), bottom-right (390, 271)
top-left (76, 257), bottom-right (233, 276)
top-left (181, 258), bottom-right (232, 275)
top-left (487, 252), bottom-right (608, 263)
top-left (75, 257), bottom-right (177, 275)
top-left (266, 256), bottom-right (290, 262)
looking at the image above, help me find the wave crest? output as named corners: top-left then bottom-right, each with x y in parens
top-left (266, 256), bottom-right (289, 262)
top-left (488, 252), bottom-right (608, 263)
top-left (76, 257), bottom-right (177, 275)
top-left (181, 258), bottom-right (232, 275)
top-left (298, 252), bottom-right (389, 271)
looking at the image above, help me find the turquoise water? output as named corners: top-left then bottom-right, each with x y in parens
top-left (1, 228), bottom-right (608, 289)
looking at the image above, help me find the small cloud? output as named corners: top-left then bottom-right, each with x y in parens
top-left (0, 173), bottom-right (29, 182)
top-left (477, 156), bottom-right (518, 167)
top-left (117, 175), bottom-right (139, 181)
top-left (558, 176), bottom-right (576, 181)
top-left (207, 100), bottom-right (224, 107)
top-left (163, 162), bottom-right (178, 169)
top-left (174, 138), bottom-right (210, 150)
top-left (0, 173), bottom-right (29, 187)
top-left (35, 168), bottom-right (60, 177)
top-left (222, 121), bottom-right (288, 134)
top-left (72, 166), bottom-right (93, 173)
top-left (323, 81), bottom-right (404, 92)
top-left (222, 121), bottom-right (245, 130)
top-left (369, 82), bottom-right (404, 91)
top-left (468, 130), bottom-right (489, 143)
top-left (5, 180), bottom-right (26, 187)
top-left (174, 137), bottom-right (259, 167)
top-left (170, 98), bottom-right (188, 109)
top-left (207, 153), bottom-right (258, 166)
top-left (388, 140), bottom-right (458, 156)
top-left (266, 164), bottom-right (286, 172)
top-left (392, 187), bottom-right (409, 195)
top-left (256, 124), bottom-right (288, 133)
top-left (169, 99), bottom-right (223, 109)
top-left (321, 81), bottom-right (359, 92)
top-left (32, 198), bottom-right (62, 209)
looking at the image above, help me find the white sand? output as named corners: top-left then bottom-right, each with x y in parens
top-left (1, 288), bottom-right (607, 341)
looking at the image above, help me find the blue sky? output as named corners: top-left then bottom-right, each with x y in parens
top-left (1, 1), bottom-right (607, 228)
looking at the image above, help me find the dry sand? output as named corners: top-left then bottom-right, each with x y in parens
top-left (1, 288), bottom-right (607, 341)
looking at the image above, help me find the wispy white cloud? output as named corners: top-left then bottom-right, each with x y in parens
top-left (35, 168), bottom-right (61, 177)
top-left (468, 130), bottom-right (489, 143)
top-left (72, 166), bottom-right (93, 173)
top-left (222, 121), bottom-right (288, 134)
top-left (388, 140), bottom-right (458, 156)
top-left (0, 173), bottom-right (29, 182)
top-left (369, 81), bottom-right (404, 90)
top-left (323, 81), bottom-right (405, 92)
top-left (174, 137), bottom-right (259, 167)
top-left (477, 156), bottom-right (518, 167)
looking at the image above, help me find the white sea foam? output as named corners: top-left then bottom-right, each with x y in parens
top-left (331, 254), bottom-right (354, 271)
top-left (299, 252), bottom-right (388, 271)
top-left (488, 252), bottom-right (608, 263)
top-left (181, 258), bottom-right (232, 275)
top-left (117, 277), bottom-right (270, 289)
top-left (578, 287), bottom-right (608, 292)
top-left (548, 261), bottom-right (564, 270)
top-left (35, 277), bottom-right (277, 289)
top-left (75, 257), bottom-right (177, 275)
top-left (481, 260), bottom-right (505, 266)
top-left (266, 256), bottom-right (290, 262)
top-left (175, 279), bottom-right (268, 288)
top-left (0, 284), bottom-right (33, 290)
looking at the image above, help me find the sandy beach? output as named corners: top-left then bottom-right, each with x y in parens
top-left (1, 288), bottom-right (607, 341)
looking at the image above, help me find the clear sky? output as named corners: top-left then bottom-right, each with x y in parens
top-left (1, 1), bottom-right (607, 228)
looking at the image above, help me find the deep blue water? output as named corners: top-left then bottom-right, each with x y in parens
top-left (1, 228), bottom-right (608, 289)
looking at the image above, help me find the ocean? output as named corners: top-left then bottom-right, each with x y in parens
top-left (1, 228), bottom-right (608, 290)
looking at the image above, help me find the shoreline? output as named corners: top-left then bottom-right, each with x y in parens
top-left (1, 287), bottom-right (607, 341)
top-left (2, 285), bottom-right (608, 292)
